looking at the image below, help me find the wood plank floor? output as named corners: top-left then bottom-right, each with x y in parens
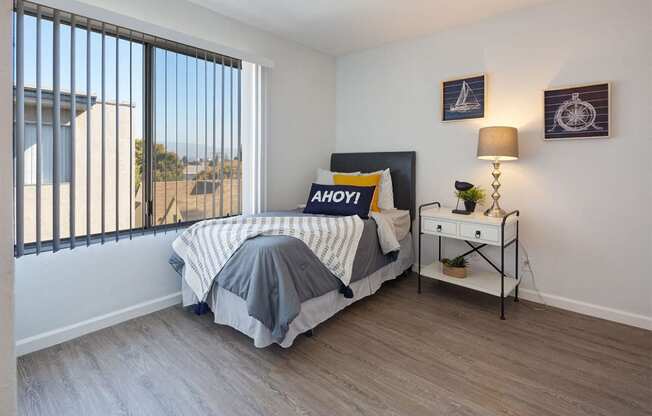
top-left (18, 274), bottom-right (652, 416)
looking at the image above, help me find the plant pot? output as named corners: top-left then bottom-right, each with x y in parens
top-left (442, 264), bottom-right (467, 278)
top-left (464, 200), bottom-right (477, 212)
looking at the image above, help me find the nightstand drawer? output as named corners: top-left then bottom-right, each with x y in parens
top-left (422, 218), bottom-right (457, 236)
top-left (460, 223), bottom-right (499, 243)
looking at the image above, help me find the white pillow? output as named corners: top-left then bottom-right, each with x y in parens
top-left (361, 169), bottom-right (395, 210)
top-left (315, 168), bottom-right (360, 185)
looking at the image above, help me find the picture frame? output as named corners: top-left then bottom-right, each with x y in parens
top-left (543, 82), bottom-right (611, 140)
top-left (441, 73), bottom-right (486, 122)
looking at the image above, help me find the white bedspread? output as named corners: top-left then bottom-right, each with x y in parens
top-left (172, 215), bottom-right (364, 302)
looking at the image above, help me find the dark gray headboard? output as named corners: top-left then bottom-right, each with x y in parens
top-left (330, 151), bottom-right (416, 220)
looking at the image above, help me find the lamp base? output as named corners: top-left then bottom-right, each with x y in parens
top-left (484, 161), bottom-right (507, 218)
top-left (484, 206), bottom-right (507, 218)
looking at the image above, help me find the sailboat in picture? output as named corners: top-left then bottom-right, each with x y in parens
top-left (450, 81), bottom-right (481, 113)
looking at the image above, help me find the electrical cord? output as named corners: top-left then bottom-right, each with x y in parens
top-left (453, 238), bottom-right (548, 310)
top-left (518, 241), bottom-right (548, 310)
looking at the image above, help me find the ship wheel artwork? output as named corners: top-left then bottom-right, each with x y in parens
top-left (549, 92), bottom-right (603, 133)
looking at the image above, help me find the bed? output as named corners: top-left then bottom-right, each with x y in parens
top-left (171, 151), bottom-right (416, 347)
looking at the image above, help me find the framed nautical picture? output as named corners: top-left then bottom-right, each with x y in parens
top-left (544, 82), bottom-right (610, 140)
top-left (441, 74), bottom-right (485, 122)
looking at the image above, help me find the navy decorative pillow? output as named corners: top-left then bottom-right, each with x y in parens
top-left (303, 184), bottom-right (376, 218)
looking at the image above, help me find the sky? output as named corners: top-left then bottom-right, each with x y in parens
top-left (17, 12), bottom-right (240, 161)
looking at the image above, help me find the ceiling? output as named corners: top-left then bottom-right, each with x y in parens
top-left (188, 0), bottom-right (551, 56)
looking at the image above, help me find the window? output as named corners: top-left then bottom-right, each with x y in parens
top-left (13, 0), bottom-right (242, 256)
top-left (151, 47), bottom-right (241, 226)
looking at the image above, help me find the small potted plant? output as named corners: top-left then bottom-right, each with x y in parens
top-left (455, 186), bottom-right (486, 213)
top-left (441, 256), bottom-right (468, 278)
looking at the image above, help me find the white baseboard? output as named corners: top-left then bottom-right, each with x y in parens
top-left (412, 265), bottom-right (651, 330)
top-left (15, 284), bottom-right (651, 357)
top-left (16, 292), bottom-right (182, 357)
top-left (518, 288), bottom-right (652, 330)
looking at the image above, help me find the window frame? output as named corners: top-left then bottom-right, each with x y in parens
top-left (15, 0), bottom-right (243, 256)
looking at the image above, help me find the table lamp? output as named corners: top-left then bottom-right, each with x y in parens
top-left (477, 126), bottom-right (519, 217)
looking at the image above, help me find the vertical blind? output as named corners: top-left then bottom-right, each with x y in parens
top-left (13, 0), bottom-right (242, 256)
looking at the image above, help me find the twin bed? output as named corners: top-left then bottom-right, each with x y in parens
top-left (170, 151), bottom-right (416, 347)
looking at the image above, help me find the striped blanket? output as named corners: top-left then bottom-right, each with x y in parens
top-left (172, 215), bottom-right (365, 302)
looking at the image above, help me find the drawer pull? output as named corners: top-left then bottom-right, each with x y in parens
top-left (475, 230), bottom-right (481, 238)
top-left (436, 224), bottom-right (442, 232)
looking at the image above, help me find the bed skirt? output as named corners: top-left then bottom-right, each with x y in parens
top-left (181, 233), bottom-right (414, 348)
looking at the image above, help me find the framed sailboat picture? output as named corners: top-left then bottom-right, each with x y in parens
top-left (441, 74), bottom-right (485, 122)
top-left (544, 82), bottom-right (610, 140)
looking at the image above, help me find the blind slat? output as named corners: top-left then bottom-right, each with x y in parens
top-left (85, 17), bottom-right (92, 246)
top-left (212, 56), bottom-right (217, 217)
top-left (237, 65), bottom-right (241, 214)
top-left (164, 48), bottom-right (167, 226)
top-left (141, 32), bottom-right (146, 236)
top-left (220, 55), bottom-right (225, 217)
top-left (116, 28), bottom-right (120, 241)
top-left (69, 14), bottom-right (76, 248)
top-left (35, 5), bottom-right (42, 254)
top-left (101, 22), bottom-right (106, 243)
top-left (15, 0), bottom-right (25, 257)
top-left (52, 10), bottom-right (61, 252)
top-left (151, 41), bottom-right (156, 233)
top-left (129, 31), bottom-right (133, 239)
top-left (175, 52), bottom-right (179, 228)
top-left (204, 52), bottom-right (208, 220)
top-left (230, 59), bottom-right (234, 215)
top-left (195, 50), bottom-right (199, 218)
top-left (185, 54), bottom-right (189, 225)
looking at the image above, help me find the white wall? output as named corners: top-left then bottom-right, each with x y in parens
top-left (1, 0), bottom-right (17, 411)
top-left (336, 0), bottom-right (652, 327)
top-left (15, 233), bottom-right (181, 349)
top-left (15, 0), bottom-right (335, 352)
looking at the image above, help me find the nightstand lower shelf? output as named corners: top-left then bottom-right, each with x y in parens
top-left (419, 262), bottom-right (519, 298)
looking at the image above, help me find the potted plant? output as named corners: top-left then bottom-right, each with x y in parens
top-left (455, 186), bottom-right (486, 213)
top-left (441, 256), bottom-right (468, 278)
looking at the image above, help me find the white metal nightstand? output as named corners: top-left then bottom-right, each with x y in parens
top-left (417, 202), bottom-right (520, 319)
